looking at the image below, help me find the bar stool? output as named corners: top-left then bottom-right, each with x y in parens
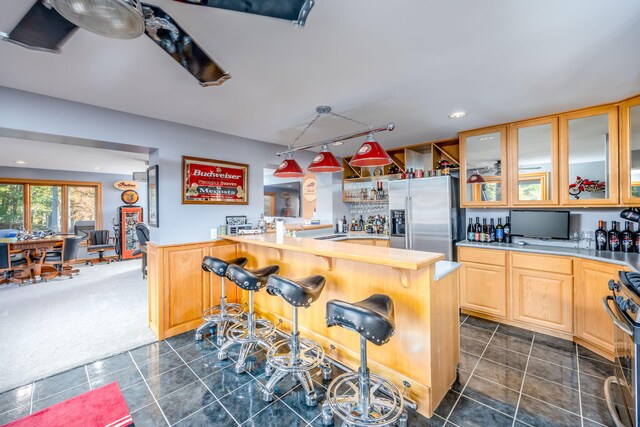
top-left (321, 294), bottom-right (406, 427)
top-left (218, 263), bottom-right (280, 374)
top-left (195, 256), bottom-right (248, 345)
top-left (262, 274), bottom-right (332, 406)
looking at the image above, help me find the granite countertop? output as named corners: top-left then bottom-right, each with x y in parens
top-left (457, 240), bottom-right (640, 272)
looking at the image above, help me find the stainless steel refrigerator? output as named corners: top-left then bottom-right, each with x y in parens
top-left (389, 176), bottom-right (464, 260)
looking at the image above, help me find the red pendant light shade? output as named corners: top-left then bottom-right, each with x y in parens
top-left (349, 134), bottom-right (393, 167)
top-left (466, 171), bottom-right (487, 184)
top-left (307, 144), bottom-right (343, 173)
top-left (274, 153), bottom-right (304, 178)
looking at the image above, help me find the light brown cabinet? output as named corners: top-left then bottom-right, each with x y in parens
top-left (620, 95), bottom-right (640, 204)
top-left (574, 260), bottom-right (620, 354)
top-left (459, 248), bottom-right (508, 318)
top-left (511, 268), bottom-right (573, 333)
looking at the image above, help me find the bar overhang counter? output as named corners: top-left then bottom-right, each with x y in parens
top-left (147, 234), bottom-right (461, 418)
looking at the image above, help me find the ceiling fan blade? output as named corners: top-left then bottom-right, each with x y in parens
top-left (0, 1), bottom-right (78, 53)
top-left (142, 4), bottom-right (230, 87)
top-left (170, 0), bottom-right (315, 27)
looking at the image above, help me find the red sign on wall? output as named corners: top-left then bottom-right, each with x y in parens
top-left (182, 156), bottom-right (249, 204)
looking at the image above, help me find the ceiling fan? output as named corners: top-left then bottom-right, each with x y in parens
top-left (1, 0), bottom-right (315, 86)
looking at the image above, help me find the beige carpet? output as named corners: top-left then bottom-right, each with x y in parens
top-left (0, 260), bottom-right (156, 393)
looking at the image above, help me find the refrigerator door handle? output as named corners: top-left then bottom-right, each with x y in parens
top-left (407, 195), bottom-right (412, 250)
top-left (405, 196), bottom-right (410, 250)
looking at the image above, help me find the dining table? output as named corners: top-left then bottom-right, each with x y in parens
top-left (9, 238), bottom-right (64, 283)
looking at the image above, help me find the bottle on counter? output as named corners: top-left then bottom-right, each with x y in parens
top-left (467, 218), bottom-right (474, 241)
top-left (489, 219), bottom-right (496, 243)
top-left (335, 217), bottom-right (341, 233)
top-left (474, 217), bottom-right (481, 242)
top-left (622, 221), bottom-right (634, 253)
top-left (504, 216), bottom-right (511, 243)
top-left (258, 213), bottom-right (266, 232)
top-left (496, 218), bottom-right (505, 243)
top-left (409, 168), bottom-right (415, 179)
top-left (608, 221), bottom-right (620, 252)
top-left (635, 224), bottom-right (640, 254)
top-left (595, 220), bottom-right (607, 251)
top-left (481, 218), bottom-right (487, 243)
top-left (359, 215), bottom-right (365, 231)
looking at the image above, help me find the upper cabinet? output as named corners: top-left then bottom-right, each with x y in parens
top-left (509, 117), bottom-right (559, 206)
top-left (620, 96), bottom-right (640, 204)
top-left (559, 106), bottom-right (619, 205)
top-left (460, 126), bottom-right (508, 207)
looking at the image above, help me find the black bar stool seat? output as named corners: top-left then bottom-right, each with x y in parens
top-left (262, 274), bottom-right (332, 406)
top-left (195, 256), bottom-right (248, 344)
top-left (326, 294), bottom-right (395, 346)
top-left (322, 294), bottom-right (406, 427)
top-left (218, 263), bottom-right (280, 374)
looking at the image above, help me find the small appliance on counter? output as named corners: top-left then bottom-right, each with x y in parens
top-left (604, 271), bottom-right (640, 427)
top-left (226, 215), bottom-right (252, 235)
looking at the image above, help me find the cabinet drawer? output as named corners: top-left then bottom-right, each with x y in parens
top-left (511, 253), bottom-right (572, 275)
top-left (458, 247), bottom-right (506, 266)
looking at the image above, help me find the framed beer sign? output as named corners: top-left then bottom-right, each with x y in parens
top-left (182, 156), bottom-right (249, 205)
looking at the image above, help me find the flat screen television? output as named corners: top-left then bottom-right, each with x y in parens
top-left (509, 210), bottom-right (570, 240)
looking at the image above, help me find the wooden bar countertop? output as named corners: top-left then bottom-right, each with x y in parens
top-left (223, 234), bottom-right (444, 270)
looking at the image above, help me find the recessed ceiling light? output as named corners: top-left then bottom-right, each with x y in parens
top-left (332, 141), bottom-right (344, 146)
top-left (15, 161), bottom-right (26, 164)
top-left (94, 167), bottom-right (103, 171)
top-left (448, 111), bottom-right (467, 119)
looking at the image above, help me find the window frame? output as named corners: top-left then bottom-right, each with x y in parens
top-left (0, 178), bottom-right (102, 233)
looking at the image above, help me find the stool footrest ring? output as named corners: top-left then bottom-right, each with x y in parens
top-left (267, 338), bottom-right (325, 373)
top-left (325, 372), bottom-right (405, 426)
top-left (225, 319), bottom-right (276, 343)
top-left (202, 303), bottom-right (245, 321)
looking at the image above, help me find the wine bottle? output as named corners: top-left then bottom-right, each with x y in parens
top-left (489, 219), bottom-right (496, 243)
top-left (481, 218), bottom-right (487, 243)
top-left (474, 217), bottom-right (481, 242)
top-left (359, 215), bottom-right (365, 231)
top-left (622, 221), bottom-right (634, 253)
top-left (608, 221), bottom-right (620, 252)
top-left (467, 218), bottom-right (474, 241)
top-left (495, 218), bottom-right (504, 242)
top-left (504, 216), bottom-right (511, 243)
top-left (635, 224), bottom-right (640, 254)
top-left (595, 220), bottom-right (607, 251)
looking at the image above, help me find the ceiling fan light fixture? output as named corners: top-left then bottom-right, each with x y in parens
top-left (349, 134), bottom-right (393, 167)
top-left (307, 144), bottom-right (343, 173)
top-left (274, 153), bottom-right (304, 178)
top-left (50, 0), bottom-right (145, 39)
top-left (448, 111), bottom-right (467, 119)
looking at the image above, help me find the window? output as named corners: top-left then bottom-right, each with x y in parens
top-left (0, 184), bottom-right (24, 229)
top-left (0, 179), bottom-right (101, 233)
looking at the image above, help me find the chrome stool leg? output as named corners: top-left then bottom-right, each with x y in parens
top-left (195, 276), bottom-right (244, 343)
top-left (262, 306), bottom-right (324, 406)
top-left (217, 289), bottom-right (275, 374)
top-left (324, 336), bottom-right (405, 426)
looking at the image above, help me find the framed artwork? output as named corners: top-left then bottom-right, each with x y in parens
top-left (182, 156), bottom-right (249, 205)
top-left (147, 165), bottom-right (159, 227)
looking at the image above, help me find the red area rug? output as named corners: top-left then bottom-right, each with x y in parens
top-left (5, 382), bottom-right (133, 427)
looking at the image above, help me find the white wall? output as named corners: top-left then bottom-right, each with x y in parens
top-left (0, 87), bottom-right (333, 244)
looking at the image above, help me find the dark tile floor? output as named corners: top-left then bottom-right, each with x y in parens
top-left (0, 315), bottom-right (623, 426)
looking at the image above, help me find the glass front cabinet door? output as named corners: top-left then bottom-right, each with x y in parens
top-left (620, 96), bottom-right (640, 204)
top-left (509, 117), bottom-right (558, 206)
top-left (559, 106), bottom-right (619, 206)
top-left (460, 126), bottom-right (508, 207)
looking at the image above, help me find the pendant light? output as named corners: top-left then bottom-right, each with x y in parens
top-left (273, 153), bottom-right (304, 178)
top-left (466, 170), bottom-right (486, 184)
top-left (349, 133), bottom-right (393, 167)
top-left (307, 144), bottom-right (343, 173)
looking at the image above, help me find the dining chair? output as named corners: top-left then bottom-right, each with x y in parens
top-left (43, 236), bottom-right (83, 280)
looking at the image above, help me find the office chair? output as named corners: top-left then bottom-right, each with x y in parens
top-left (132, 223), bottom-right (150, 279)
top-left (86, 230), bottom-right (116, 265)
top-left (44, 236), bottom-right (83, 279)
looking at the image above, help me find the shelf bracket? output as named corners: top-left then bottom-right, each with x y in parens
top-left (316, 255), bottom-right (333, 271)
top-left (393, 268), bottom-right (411, 289)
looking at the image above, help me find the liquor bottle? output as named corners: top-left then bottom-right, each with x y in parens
top-left (635, 223), bottom-right (640, 254)
top-left (504, 216), bottom-right (511, 243)
top-left (595, 220), bottom-right (607, 250)
top-left (467, 218), bottom-right (474, 241)
top-left (370, 186), bottom-right (377, 201)
top-left (481, 218), bottom-right (487, 243)
top-left (409, 168), bottom-right (415, 179)
top-left (335, 217), bottom-right (341, 233)
top-left (359, 215), bottom-right (365, 231)
top-left (608, 221), bottom-right (620, 252)
top-left (474, 217), bottom-right (481, 242)
top-left (495, 218), bottom-right (505, 243)
top-left (489, 219), bottom-right (496, 243)
top-left (622, 221), bottom-right (634, 253)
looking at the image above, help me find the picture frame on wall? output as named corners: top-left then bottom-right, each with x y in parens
top-left (147, 165), bottom-right (159, 227)
top-left (182, 156), bottom-right (249, 205)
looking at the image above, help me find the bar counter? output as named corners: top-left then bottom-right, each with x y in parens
top-left (147, 234), bottom-right (460, 418)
